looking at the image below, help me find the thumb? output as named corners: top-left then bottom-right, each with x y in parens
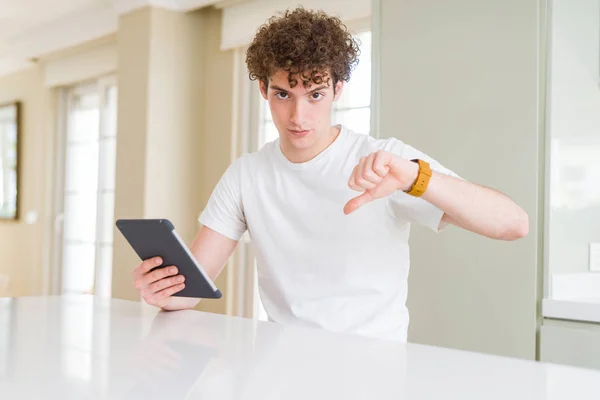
top-left (344, 191), bottom-right (374, 215)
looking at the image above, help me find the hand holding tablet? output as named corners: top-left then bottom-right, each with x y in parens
top-left (116, 219), bottom-right (222, 307)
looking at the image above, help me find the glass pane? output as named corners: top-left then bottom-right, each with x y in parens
top-left (6, 124), bottom-right (16, 144)
top-left (102, 86), bottom-right (118, 138)
top-left (7, 169), bottom-right (16, 211)
top-left (64, 192), bottom-right (98, 243)
top-left (333, 108), bottom-right (370, 135)
top-left (61, 243), bottom-right (96, 294)
top-left (98, 192), bottom-right (115, 244)
top-left (545, 0), bottom-right (600, 302)
top-left (0, 104), bottom-right (18, 220)
top-left (68, 92), bottom-right (100, 143)
top-left (98, 138), bottom-right (116, 191)
top-left (6, 143), bottom-right (16, 166)
top-left (0, 169), bottom-right (17, 218)
top-left (335, 31), bottom-right (372, 110)
top-left (60, 81), bottom-right (118, 298)
top-left (64, 142), bottom-right (99, 192)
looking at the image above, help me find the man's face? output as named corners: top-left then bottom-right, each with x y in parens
top-left (260, 69), bottom-right (343, 157)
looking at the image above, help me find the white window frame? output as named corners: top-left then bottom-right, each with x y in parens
top-left (225, 47), bottom-right (261, 318)
top-left (50, 75), bottom-right (117, 297)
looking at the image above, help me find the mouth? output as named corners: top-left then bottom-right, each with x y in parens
top-left (287, 129), bottom-right (311, 138)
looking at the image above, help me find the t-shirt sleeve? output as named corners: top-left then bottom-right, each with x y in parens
top-left (384, 138), bottom-right (462, 233)
top-left (198, 159), bottom-right (247, 241)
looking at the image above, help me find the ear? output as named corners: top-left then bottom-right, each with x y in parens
top-left (333, 80), bottom-right (344, 101)
top-left (259, 80), bottom-right (268, 100)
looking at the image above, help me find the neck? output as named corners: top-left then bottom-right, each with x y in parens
top-left (281, 125), bottom-right (341, 163)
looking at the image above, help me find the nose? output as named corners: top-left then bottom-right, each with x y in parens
top-left (289, 99), bottom-right (307, 127)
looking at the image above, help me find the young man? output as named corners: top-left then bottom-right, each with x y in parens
top-left (132, 8), bottom-right (528, 342)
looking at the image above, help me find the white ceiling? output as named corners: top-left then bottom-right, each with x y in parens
top-left (0, 0), bottom-right (116, 75)
top-left (0, 0), bottom-right (224, 77)
top-left (0, 0), bottom-right (111, 39)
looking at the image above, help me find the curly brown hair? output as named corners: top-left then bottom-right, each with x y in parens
top-left (246, 7), bottom-right (361, 90)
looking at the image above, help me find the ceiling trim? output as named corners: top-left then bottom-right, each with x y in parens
top-left (114, 0), bottom-right (178, 15)
top-left (213, 0), bottom-right (248, 9)
top-left (114, 0), bottom-right (224, 15)
top-left (172, 0), bottom-right (225, 12)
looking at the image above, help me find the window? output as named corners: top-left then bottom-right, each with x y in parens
top-left (330, 31), bottom-right (372, 135)
top-left (0, 104), bottom-right (18, 219)
top-left (542, 0), bottom-right (600, 319)
top-left (56, 77), bottom-right (118, 297)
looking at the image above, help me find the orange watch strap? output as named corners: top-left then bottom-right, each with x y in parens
top-left (405, 159), bottom-right (432, 197)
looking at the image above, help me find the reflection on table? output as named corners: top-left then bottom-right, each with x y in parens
top-left (0, 295), bottom-right (599, 399)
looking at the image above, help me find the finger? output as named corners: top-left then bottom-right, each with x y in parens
top-left (348, 164), bottom-right (362, 191)
top-left (135, 257), bottom-right (163, 279)
top-left (139, 266), bottom-right (179, 289)
top-left (133, 264), bottom-right (154, 289)
top-left (373, 150), bottom-right (391, 177)
top-left (150, 283), bottom-right (186, 302)
top-left (147, 274), bottom-right (186, 296)
top-left (132, 264), bottom-right (146, 282)
top-left (355, 157), bottom-right (376, 190)
top-left (344, 191), bottom-right (374, 215)
top-left (362, 153), bottom-right (382, 184)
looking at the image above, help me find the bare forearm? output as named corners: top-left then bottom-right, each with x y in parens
top-left (158, 226), bottom-right (237, 312)
top-left (343, 151), bottom-right (529, 240)
top-left (422, 172), bottom-right (529, 240)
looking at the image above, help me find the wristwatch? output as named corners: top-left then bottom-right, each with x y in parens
top-left (405, 159), bottom-right (432, 197)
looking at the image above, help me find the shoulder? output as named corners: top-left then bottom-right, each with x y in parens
top-left (342, 126), bottom-right (408, 157)
top-left (228, 141), bottom-right (275, 181)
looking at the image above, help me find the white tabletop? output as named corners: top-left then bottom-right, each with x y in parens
top-left (1, 295), bottom-right (599, 399)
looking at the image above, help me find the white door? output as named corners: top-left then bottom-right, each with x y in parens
top-left (54, 76), bottom-right (118, 297)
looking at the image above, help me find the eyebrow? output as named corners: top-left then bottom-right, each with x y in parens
top-left (269, 84), bottom-right (329, 94)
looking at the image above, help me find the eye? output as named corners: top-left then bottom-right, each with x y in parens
top-left (311, 92), bottom-right (324, 100)
top-left (275, 92), bottom-right (289, 99)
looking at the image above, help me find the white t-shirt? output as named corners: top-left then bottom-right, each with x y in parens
top-left (199, 125), bottom-right (458, 342)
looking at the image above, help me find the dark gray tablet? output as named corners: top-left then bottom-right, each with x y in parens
top-left (116, 219), bottom-right (222, 299)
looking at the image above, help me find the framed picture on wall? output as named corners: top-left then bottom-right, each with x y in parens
top-left (0, 102), bottom-right (21, 221)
